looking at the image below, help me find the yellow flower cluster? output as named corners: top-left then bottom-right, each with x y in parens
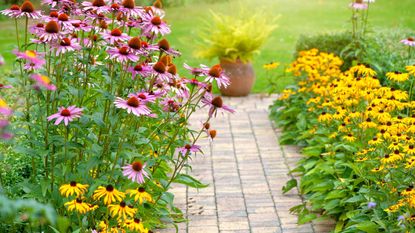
top-left (284, 49), bottom-right (415, 220)
top-left (59, 182), bottom-right (153, 232)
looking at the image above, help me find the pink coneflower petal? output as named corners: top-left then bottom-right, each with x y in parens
top-left (47, 106), bottom-right (83, 126)
top-left (114, 95), bottom-right (151, 116)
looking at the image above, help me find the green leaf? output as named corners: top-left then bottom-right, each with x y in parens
top-left (298, 213), bottom-right (317, 224)
top-left (173, 174), bottom-right (208, 188)
top-left (282, 178), bottom-right (297, 194)
top-left (355, 221), bottom-right (379, 233)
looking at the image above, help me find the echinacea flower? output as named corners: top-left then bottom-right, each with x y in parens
top-left (177, 144), bottom-right (201, 156)
top-left (102, 28), bottom-right (129, 44)
top-left (59, 181), bottom-right (89, 197)
top-left (133, 91), bottom-right (157, 103)
top-left (36, 20), bottom-right (61, 42)
top-left (141, 12), bottom-right (171, 36)
top-left (81, 0), bottom-right (110, 14)
top-left (107, 46), bottom-right (138, 63)
top-left (54, 38), bottom-right (81, 55)
top-left (122, 161), bottom-right (149, 184)
top-left (161, 98), bottom-right (180, 112)
top-left (64, 198), bottom-right (91, 214)
top-left (401, 37), bottom-right (415, 47)
top-left (15, 1), bottom-right (42, 19)
top-left (158, 38), bottom-right (180, 56)
top-left (47, 106), bottom-right (83, 126)
top-left (119, 0), bottom-right (143, 18)
top-left (114, 95), bottom-right (151, 116)
top-left (126, 187), bottom-right (153, 204)
top-left (202, 95), bottom-right (235, 117)
top-left (123, 219), bottom-right (146, 232)
top-left (184, 63), bottom-right (206, 76)
top-left (128, 63), bottom-right (152, 79)
top-left (55, 13), bottom-right (81, 31)
top-left (14, 50), bottom-right (45, 64)
top-left (0, 84), bottom-right (12, 89)
top-left (31, 74), bottom-right (56, 90)
top-left (203, 64), bottom-right (230, 88)
top-left (350, 0), bottom-right (368, 10)
top-left (151, 61), bottom-right (171, 81)
top-left (0, 4), bottom-right (21, 18)
top-left (0, 99), bottom-right (12, 116)
top-left (108, 201), bottom-right (137, 219)
top-left (92, 185), bottom-right (125, 205)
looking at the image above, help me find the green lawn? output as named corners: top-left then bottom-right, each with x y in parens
top-left (1, 0), bottom-right (414, 92)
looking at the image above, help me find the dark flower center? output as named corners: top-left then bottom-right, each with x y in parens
top-left (92, 0), bottom-right (106, 7)
top-left (36, 23), bottom-right (44, 28)
top-left (132, 161), bottom-right (143, 172)
top-left (208, 65), bottom-right (222, 78)
top-left (76, 198), bottom-right (83, 203)
top-left (111, 28), bottom-right (122, 36)
top-left (60, 38), bottom-right (71, 46)
top-left (151, 16), bottom-right (162, 26)
top-left (120, 201), bottom-right (126, 207)
top-left (211, 96), bottom-right (223, 108)
top-left (21, 1), bottom-right (34, 13)
top-left (355, 0), bottom-right (363, 3)
top-left (134, 64), bottom-right (143, 71)
top-left (128, 37), bottom-right (141, 50)
top-left (111, 3), bottom-right (119, 9)
top-left (408, 37), bottom-right (414, 42)
top-left (122, 0), bottom-right (135, 9)
top-left (127, 96), bottom-right (140, 107)
top-left (72, 23), bottom-right (80, 28)
top-left (384, 154), bottom-right (390, 158)
top-left (410, 145), bottom-right (414, 149)
top-left (10, 5), bottom-right (20, 10)
top-left (106, 185), bottom-right (114, 192)
top-left (60, 109), bottom-right (71, 116)
top-left (138, 93), bottom-right (146, 99)
top-left (158, 38), bottom-right (170, 51)
top-left (138, 187), bottom-right (145, 192)
top-left (134, 218), bottom-right (141, 223)
top-left (141, 41), bottom-right (149, 48)
top-left (0, 84), bottom-right (3, 88)
top-left (70, 181), bottom-right (77, 186)
top-left (58, 13), bottom-right (69, 21)
top-left (153, 61), bottom-right (166, 74)
top-left (153, 0), bottom-right (162, 8)
top-left (209, 130), bottom-right (217, 139)
top-left (45, 21), bottom-right (60, 33)
top-left (118, 46), bottom-right (129, 55)
top-left (50, 11), bottom-right (59, 17)
top-left (184, 144), bottom-right (192, 150)
top-left (168, 64), bottom-right (177, 75)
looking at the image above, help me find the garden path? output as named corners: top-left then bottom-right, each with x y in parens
top-left (158, 94), bottom-right (334, 233)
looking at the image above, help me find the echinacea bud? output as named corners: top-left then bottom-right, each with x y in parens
top-left (158, 38), bottom-right (170, 51)
top-left (209, 64), bottom-right (222, 78)
top-left (153, 61), bottom-right (166, 73)
top-left (159, 55), bottom-right (171, 66)
top-left (36, 23), bottom-right (44, 28)
top-left (128, 37), bottom-right (141, 50)
top-left (99, 20), bottom-right (108, 29)
top-left (60, 38), bottom-right (71, 46)
top-left (211, 96), bottom-right (223, 108)
top-left (111, 3), bottom-right (119, 9)
top-left (153, 0), bottom-right (162, 9)
top-left (144, 6), bottom-right (153, 14)
top-left (20, 1), bottom-right (34, 13)
top-left (10, 4), bottom-right (20, 10)
top-left (116, 12), bottom-right (124, 21)
top-left (50, 11), bottom-right (59, 18)
top-left (110, 28), bottom-right (122, 36)
top-left (205, 83), bottom-right (212, 93)
top-left (209, 130), bottom-right (217, 139)
top-left (92, 0), bottom-right (106, 7)
top-left (118, 46), bottom-right (129, 55)
top-left (58, 13), bottom-right (69, 21)
top-left (167, 64), bottom-right (177, 75)
top-left (45, 21), bottom-right (60, 33)
top-left (151, 16), bottom-right (162, 26)
top-left (204, 122), bottom-right (210, 129)
top-left (122, 0), bottom-right (135, 9)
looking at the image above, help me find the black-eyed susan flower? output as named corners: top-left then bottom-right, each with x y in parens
top-left (124, 218), bottom-right (146, 232)
top-left (401, 186), bottom-right (415, 196)
top-left (126, 187), bottom-right (153, 204)
top-left (387, 71), bottom-right (409, 82)
top-left (263, 62), bottom-right (280, 70)
top-left (371, 166), bottom-right (384, 173)
top-left (64, 198), bottom-right (91, 214)
top-left (59, 181), bottom-right (89, 197)
top-left (368, 137), bottom-right (383, 146)
top-left (108, 201), bottom-right (136, 219)
top-left (343, 133), bottom-right (356, 142)
top-left (93, 185), bottom-right (125, 205)
top-left (406, 64), bottom-right (415, 76)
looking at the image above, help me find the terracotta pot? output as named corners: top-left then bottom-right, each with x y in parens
top-left (219, 59), bottom-right (255, 97)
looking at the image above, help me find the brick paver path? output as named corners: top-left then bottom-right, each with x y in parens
top-left (158, 95), bottom-right (334, 233)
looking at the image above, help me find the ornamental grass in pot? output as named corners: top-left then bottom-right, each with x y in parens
top-left (196, 10), bottom-right (276, 96)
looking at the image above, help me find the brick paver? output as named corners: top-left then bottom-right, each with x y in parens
top-left (158, 94), bottom-right (334, 233)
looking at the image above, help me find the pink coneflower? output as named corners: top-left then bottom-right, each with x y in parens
top-left (16, 1), bottom-right (42, 19)
top-left (128, 63), bottom-right (152, 79)
top-left (56, 13), bottom-right (81, 31)
top-left (101, 28), bottom-right (129, 44)
top-left (114, 95), bottom-right (151, 116)
top-left (141, 12), bottom-right (171, 36)
top-left (122, 161), bottom-right (149, 184)
top-left (107, 46), bottom-right (138, 63)
top-left (0, 99), bottom-right (12, 116)
top-left (158, 38), bottom-right (180, 57)
top-left (151, 61), bottom-right (171, 81)
top-left (0, 119), bottom-right (9, 128)
top-left (203, 64), bottom-right (230, 88)
top-left (119, 0), bottom-right (143, 18)
top-left (71, 21), bottom-right (93, 32)
top-left (184, 63), bottom-right (206, 77)
top-left (0, 55), bottom-right (4, 66)
top-left (14, 50), bottom-right (46, 68)
top-left (0, 84), bottom-right (12, 89)
top-left (47, 106), bottom-right (83, 126)
top-left (350, 0), bottom-right (368, 10)
top-left (140, 41), bottom-right (159, 54)
top-left (134, 91), bottom-right (157, 103)
top-left (127, 37), bottom-right (146, 55)
top-left (401, 37), bottom-right (415, 47)
top-left (202, 95), bottom-right (235, 117)
top-left (31, 74), bottom-right (56, 90)
top-left (81, 0), bottom-right (110, 14)
top-left (177, 144), bottom-right (201, 156)
top-left (29, 23), bottom-right (45, 34)
top-left (54, 38), bottom-right (81, 55)
top-left (36, 20), bottom-right (61, 42)
top-left (24, 60), bottom-right (45, 70)
top-left (161, 98), bottom-right (180, 112)
top-left (1, 4), bottom-right (21, 18)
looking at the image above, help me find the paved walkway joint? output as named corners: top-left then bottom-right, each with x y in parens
top-left (158, 95), bottom-right (334, 233)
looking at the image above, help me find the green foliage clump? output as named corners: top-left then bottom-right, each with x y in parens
top-left (196, 10), bottom-right (277, 63)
